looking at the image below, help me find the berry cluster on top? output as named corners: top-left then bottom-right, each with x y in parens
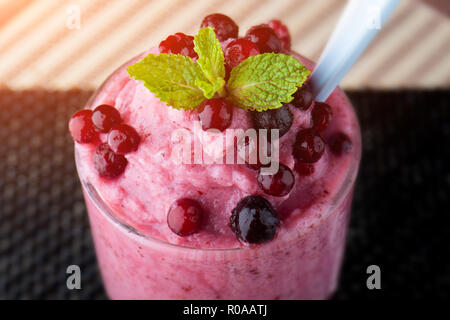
top-left (69, 13), bottom-right (353, 245)
top-left (69, 104), bottom-right (141, 178)
top-left (156, 14), bottom-right (297, 135)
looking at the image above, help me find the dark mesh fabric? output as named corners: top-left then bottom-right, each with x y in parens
top-left (0, 89), bottom-right (449, 299)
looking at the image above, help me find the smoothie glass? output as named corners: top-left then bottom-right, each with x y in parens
top-left (75, 57), bottom-right (361, 300)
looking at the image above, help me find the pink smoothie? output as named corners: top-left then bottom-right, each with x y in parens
top-left (75, 48), bottom-right (361, 299)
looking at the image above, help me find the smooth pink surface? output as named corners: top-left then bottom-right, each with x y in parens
top-left (75, 49), bottom-right (361, 299)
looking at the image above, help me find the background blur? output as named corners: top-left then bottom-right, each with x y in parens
top-left (0, 0), bottom-right (448, 89)
top-left (0, 0), bottom-right (449, 300)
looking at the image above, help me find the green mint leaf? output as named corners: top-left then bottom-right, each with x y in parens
top-left (127, 53), bottom-right (207, 110)
top-left (195, 79), bottom-right (216, 99)
top-left (227, 53), bottom-right (311, 111)
top-left (194, 27), bottom-right (226, 96)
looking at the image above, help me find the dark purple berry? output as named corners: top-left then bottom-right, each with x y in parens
top-left (93, 143), bottom-right (128, 179)
top-left (250, 104), bottom-right (293, 139)
top-left (167, 198), bottom-right (203, 236)
top-left (291, 83), bottom-right (313, 110)
top-left (293, 128), bottom-right (325, 163)
top-left (257, 163), bottom-right (294, 197)
top-left (230, 195), bottom-right (280, 244)
top-left (311, 102), bottom-right (332, 131)
top-left (328, 132), bottom-right (352, 155)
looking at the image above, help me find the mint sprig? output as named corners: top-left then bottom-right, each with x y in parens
top-left (127, 53), bottom-right (207, 110)
top-left (194, 27), bottom-right (226, 98)
top-left (127, 27), bottom-right (311, 112)
top-left (227, 53), bottom-right (311, 111)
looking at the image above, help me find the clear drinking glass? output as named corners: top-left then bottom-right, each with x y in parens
top-left (75, 55), bottom-right (361, 300)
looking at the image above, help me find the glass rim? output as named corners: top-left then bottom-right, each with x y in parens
top-left (75, 54), bottom-right (362, 253)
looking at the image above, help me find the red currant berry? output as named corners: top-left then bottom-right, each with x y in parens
top-left (311, 102), bottom-right (333, 131)
top-left (68, 109), bottom-right (97, 143)
top-left (198, 98), bottom-right (234, 131)
top-left (268, 19), bottom-right (291, 51)
top-left (294, 162), bottom-right (315, 176)
top-left (93, 143), bottom-right (128, 179)
top-left (107, 124), bottom-right (141, 155)
top-left (167, 198), bottom-right (203, 236)
top-left (257, 163), bottom-right (295, 197)
top-left (224, 38), bottom-right (259, 74)
top-left (159, 33), bottom-right (197, 59)
top-left (200, 13), bottom-right (239, 42)
top-left (245, 24), bottom-right (282, 53)
top-left (328, 132), bottom-right (352, 155)
top-left (291, 83), bottom-right (313, 110)
top-left (230, 195), bottom-right (280, 244)
top-left (91, 104), bottom-right (121, 133)
top-left (293, 128), bottom-right (325, 163)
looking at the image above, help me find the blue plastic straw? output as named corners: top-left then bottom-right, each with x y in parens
top-left (310, 0), bottom-right (400, 102)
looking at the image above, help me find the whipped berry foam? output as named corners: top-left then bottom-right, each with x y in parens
top-left (75, 47), bottom-right (360, 249)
